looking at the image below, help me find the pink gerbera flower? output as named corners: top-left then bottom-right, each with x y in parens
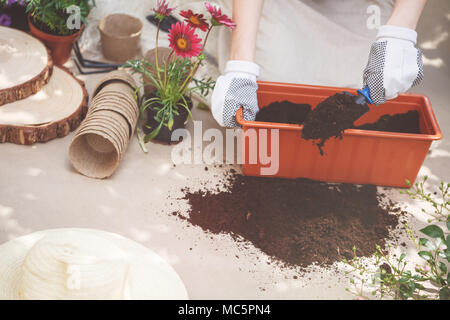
top-left (180, 9), bottom-right (210, 32)
top-left (153, 0), bottom-right (176, 20)
top-left (205, 1), bottom-right (236, 28)
top-left (168, 22), bottom-right (203, 58)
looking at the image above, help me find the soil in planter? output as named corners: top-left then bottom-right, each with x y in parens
top-left (302, 93), bottom-right (370, 155)
top-left (255, 101), bottom-right (311, 125)
top-left (142, 95), bottom-right (193, 144)
top-left (175, 172), bottom-right (404, 268)
top-left (355, 110), bottom-right (421, 134)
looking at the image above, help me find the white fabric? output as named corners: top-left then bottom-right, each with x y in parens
top-left (377, 25), bottom-right (421, 100)
top-left (377, 25), bottom-right (418, 44)
top-left (225, 60), bottom-right (260, 77)
top-left (212, 60), bottom-right (259, 127)
top-left (0, 229), bottom-right (188, 300)
top-left (213, 0), bottom-right (393, 88)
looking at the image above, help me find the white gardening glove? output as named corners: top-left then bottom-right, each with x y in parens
top-left (363, 25), bottom-right (424, 105)
top-left (212, 60), bottom-right (260, 128)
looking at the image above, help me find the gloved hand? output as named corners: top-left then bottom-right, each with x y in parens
top-left (211, 60), bottom-right (260, 127)
top-left (363, 25), bottom-right (424, 105)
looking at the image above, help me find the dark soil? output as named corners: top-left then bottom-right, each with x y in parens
top-left (175, 173), bottom-right (403, 268)
top-left (255, 101), bottom-right (311, 125)
top-left (142, 95), bottom-right (192, 144)
top-left (1, 4), bottom-right (29, 31)
top-left (302, 92), bottom-right (370, 155)
top-left (355, 110), bottom-right (421, 134)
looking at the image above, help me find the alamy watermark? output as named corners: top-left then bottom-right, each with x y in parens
top-left (170, 121), bottom-right (280, 176)
top-left (366, 4), bottom-right (381, 30)
top-left (66, 5), bottom-right (82, 30)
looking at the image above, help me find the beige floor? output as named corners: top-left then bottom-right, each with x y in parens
top-left (0, 2), bottom-right (448, 299)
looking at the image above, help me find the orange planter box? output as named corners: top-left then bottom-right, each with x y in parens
top-left (236, 81), bottom-right (442, 188)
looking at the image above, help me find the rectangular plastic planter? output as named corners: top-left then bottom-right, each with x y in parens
top-left (236, 81), bottom-right (442, 188)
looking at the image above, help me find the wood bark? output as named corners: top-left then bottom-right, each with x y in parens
top-left (0, 49), bottom-right (53, 106)
top-left (0, 67), bottom-right (88, 145)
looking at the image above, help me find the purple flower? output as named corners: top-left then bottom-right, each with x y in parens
top-left (0, 14), bottom-right (12, 27)
top-left (6, 0), bottom-right (25, 7)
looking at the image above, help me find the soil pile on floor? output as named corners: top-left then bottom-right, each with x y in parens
top-left (302, 92), bottom-right (370, 155)
top-left (177, 174), bottom-right (401, 268)
top-left (355, 110), bottom-right (421, 134)
top-left (255, 101), bottom-right (311, 124)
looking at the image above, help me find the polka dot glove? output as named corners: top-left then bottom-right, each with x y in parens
top-left (212, 60), bottom-right (260, 128)
top-left (363, 25), bottom-right (424, 105)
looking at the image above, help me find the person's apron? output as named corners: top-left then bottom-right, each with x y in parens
top-left (213, 0), bottom-right (394, 88)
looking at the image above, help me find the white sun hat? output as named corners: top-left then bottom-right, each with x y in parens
top-left (0, 228), bottom-right (188, 300)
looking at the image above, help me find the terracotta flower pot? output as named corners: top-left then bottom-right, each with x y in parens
top-left (98, 14), bottom-right (143, 63)
top-left (143, 96), bottom-right (193, 144)
top-left (28, 15), bottom-right (83, 65)
top-left (237, 81), bottom-right (442, 188)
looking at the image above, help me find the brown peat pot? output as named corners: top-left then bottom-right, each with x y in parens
top-left (98, 14), bottom-right (143, 63)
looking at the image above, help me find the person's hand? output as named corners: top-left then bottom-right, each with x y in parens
top-left (211, 60), bottom-right (260, 128)
top-left (363, 25), bottom-right (424, 105)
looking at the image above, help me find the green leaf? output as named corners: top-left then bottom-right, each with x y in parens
top-left (439, 287), bottom-right (450, 300)
top-left (439, 262), bottom-right (447, 274)
top-left (168, 115), bottom-right (174, 131)
top-left (447, 220), bottom-right (450, 231)
top-left (419, 238), bottom-right (435, 250)
top-left (399, 253), bottom-right (406, 261)
top-left (144, 122), bottom-right (163, 142)
top-left (418, 251), bottom-right (433, 261)
top-left (420, 225), bottom-right (444, 238)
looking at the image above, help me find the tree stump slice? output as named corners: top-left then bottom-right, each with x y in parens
top-left (0, 67), bottom-right (88, 145)
top-left (0, 26), bottom-right (53, 106)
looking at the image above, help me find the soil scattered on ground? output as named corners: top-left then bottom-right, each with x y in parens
top-left (255, 101), bottom-right (311, 125)
top-left (355, 110), bottom-right (421, 134)
top-left (302, 93), bottom-right (370, 155)
top-left (175, 173), bottom-right (403, 268)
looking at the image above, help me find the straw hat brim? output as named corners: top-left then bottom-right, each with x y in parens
top-left (0, 228), bottom-right (188, 300)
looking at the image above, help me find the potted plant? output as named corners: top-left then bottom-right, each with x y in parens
top-left (125, 1), bottom-right (235, 146)
top-left (24, 0), bottom-right (96, 65)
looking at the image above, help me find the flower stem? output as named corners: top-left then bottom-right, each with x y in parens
top-left (164, 49), bottom-right (175, 89)
top-left (179, 26), bottom-right (214, 95)
top-left (155, 21), bottom-right (163, 85)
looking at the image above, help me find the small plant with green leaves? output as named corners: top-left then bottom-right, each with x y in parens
top-left (25, 0), bottom-right (96, 35)
top-left (403, 176), bottom-right (449, 223)
top-left (124, 1), bottom-right (234, 144)
top-left (344, 177), bottom-right (449, 300)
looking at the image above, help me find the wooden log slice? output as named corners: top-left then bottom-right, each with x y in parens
top-left (0, 26), bottom-right (53, 106)
top-left (0, 66), bottom-right (88, 145)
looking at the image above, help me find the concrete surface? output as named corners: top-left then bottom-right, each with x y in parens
top-left (0, 1), bottom-right (448, 299)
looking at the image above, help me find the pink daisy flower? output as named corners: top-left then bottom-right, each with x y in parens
top-left (153, 0), bottom-right (176, 20)
top-left (205, 2), bottom-right (236, 28)
top-left (168, 22), bottom-right (203, 58)
top-left (180, 9), bottom-right (210, 32)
